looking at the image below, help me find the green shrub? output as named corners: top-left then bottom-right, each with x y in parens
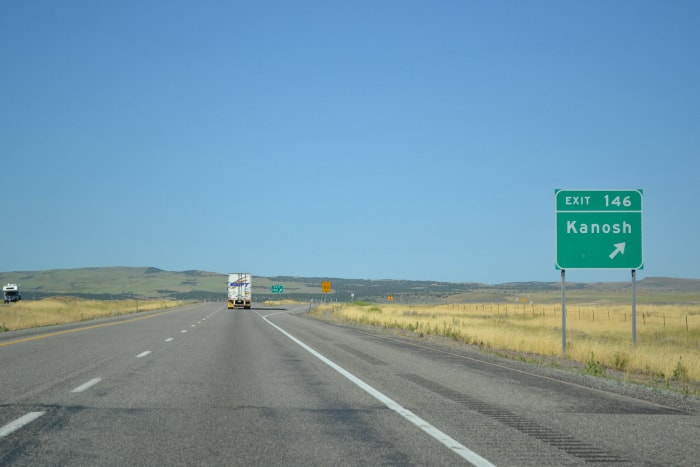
top-left (585, 352), bottom-right (606, 376)
top-left (673, 356), bottom-right (689, 382)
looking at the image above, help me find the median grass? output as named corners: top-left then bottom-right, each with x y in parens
top-left (310, 302), bottom-right (700, 393)
top-left (0, 297), bottom-right (187, 331)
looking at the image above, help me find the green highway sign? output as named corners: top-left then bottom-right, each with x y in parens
top-left (271, 285), bottom-right (284, 293)
top-left (555, 189), bottom-right (643, 269)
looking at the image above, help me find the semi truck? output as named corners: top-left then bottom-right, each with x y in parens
top-left (227, 273), bottom-right (252, 309)
top-left (3, 283), bottom-right (21, 304)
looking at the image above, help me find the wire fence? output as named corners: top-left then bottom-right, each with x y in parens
top-left (440, 303), bottom-right (700, 332)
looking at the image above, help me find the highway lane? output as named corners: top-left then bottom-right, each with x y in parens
top-left (0, 303), bottom-right (471, 465)
top-left (1, 302), bottom-right (698, 465)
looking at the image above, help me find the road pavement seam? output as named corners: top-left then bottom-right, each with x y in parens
top-left (399, 373), bottom-right (629, 464)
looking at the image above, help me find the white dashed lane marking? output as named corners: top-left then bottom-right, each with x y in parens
top-left (0, 310), bottom-right (221, 442)
top-left (0, 412), bottom-right (45, 439)
top-left (71, 377), bottom-right (102, 393)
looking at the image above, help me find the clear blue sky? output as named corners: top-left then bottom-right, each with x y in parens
top-left (2, 1), bottom-right (699, 284)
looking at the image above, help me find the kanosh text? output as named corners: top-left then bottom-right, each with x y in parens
top-left (566, 220), bottom-right (632, 235)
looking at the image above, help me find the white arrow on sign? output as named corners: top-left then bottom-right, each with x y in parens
top-left (609, 242), bottom-right (626, 259)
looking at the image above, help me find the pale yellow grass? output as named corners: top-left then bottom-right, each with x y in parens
top-left (1, 298), bottom-right (186, 331)
top-left (311, 302), bottom-right (700, 388)
top-left (263, 299), bottom-right (303, 306)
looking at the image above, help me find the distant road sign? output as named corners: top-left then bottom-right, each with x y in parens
top-left (271, 285), bottom-right (284, 293)
top-left (556, 189), bottom-right (643, 269)
top-left (321, 281), bottom-right (331, 293)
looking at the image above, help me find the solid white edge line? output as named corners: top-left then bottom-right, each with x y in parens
top-left (261, 311), bottom-right (495, 467)
top-left (0, 412), bottom-right (45, 438)
top-left (136, 351), bottom-right (151, 358)
top-left (71, 377), bottom-right (102, 393)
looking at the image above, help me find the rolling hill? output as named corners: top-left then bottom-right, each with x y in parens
top-left (1, 267), bottom-right (699, 304)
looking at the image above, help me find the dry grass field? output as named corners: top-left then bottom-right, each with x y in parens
top-left (310, 301), bottom-right (700, 394)
top-left (0, 297), bottom-right (186, 331)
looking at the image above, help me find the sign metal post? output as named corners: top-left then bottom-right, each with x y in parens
top-left (556, 189), bottom-right (643, 352)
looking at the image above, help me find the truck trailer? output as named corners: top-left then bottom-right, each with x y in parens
top-left (227, 273), bottom-right (251, 309)
top-left (3, 283), bottom-right (21, 304)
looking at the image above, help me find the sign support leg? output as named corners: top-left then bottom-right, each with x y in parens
top-left (561, 269), bottom-right (567, 356)
top-left (631, 269), bottom-right (637, 346)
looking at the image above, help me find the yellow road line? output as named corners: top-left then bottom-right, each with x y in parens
top-left (0, 308), bottom-right (184, 347)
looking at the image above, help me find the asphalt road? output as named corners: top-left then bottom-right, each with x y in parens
top-left (1, 302), bottom-right (698, 466)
